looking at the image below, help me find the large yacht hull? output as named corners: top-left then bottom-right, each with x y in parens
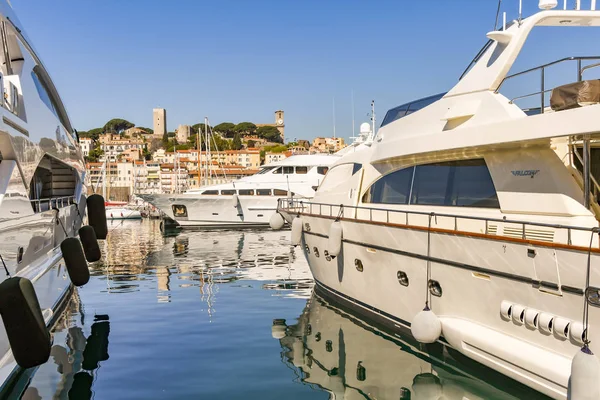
top-left (279, 209), bottom-right (600, 400)
top-left (140, 194), bottom-right (284, 229)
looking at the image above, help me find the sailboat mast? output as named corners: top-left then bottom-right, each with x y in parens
top-left (371, 100), bottom-right (376, 140)
top-left (197, 123), bottom-right (201, 187)
top-left (204, 117), bottom-right (210, 186)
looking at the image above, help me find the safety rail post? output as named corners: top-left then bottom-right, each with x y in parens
top-left (454, 216), bottom-right (458, 231)
top-left (386, 210), bottom-right (389, 224)
top-left (485, 219), bottom-right (489, 235)
top-left (568, 228), bottom-right (572, 245)
top-left (369, 208), bottom-right (372, 221)
top-left (522, 223), bottom-right (526, 240)
top-left (578, 59), bottom-right (583, 82)
top-left (540, 67), bottom-right (545, 114)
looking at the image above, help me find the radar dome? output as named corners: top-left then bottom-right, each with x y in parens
top-left (359, 123), bottom-right (371, 134)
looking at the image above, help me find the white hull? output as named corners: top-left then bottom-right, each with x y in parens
top-left (279, 207), bottom-right (600, 400)
top-left (141, 194), bottom-right (282, 229)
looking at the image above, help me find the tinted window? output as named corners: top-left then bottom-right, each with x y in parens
top-left (381, 93), bottom-right (445, 127)
top-left (273, 189), bottom-right (288, 196)
top-left (317, 166), bottom-right (329, 175)
top-left (282, 166), bottom-right (294, 174)
top-left (202, 190), bottom-right (218, 195)
top-left (221, 189), bottom-right (236, 195)
top-left (257, 167), bottom-right (275, 175)
top-left (238, 189), bottom-right (254, 195)
top-left (362, 159), bottom-right (499, 208)
top-left (273, 167), bottom-right (282, 174)
top-left (256, 189), bottom-right (271, 196)
top-left (296, 166), bottom-right (308, 174)
top-left (352, 163), bottom-right (362, 175)
top-left (31, 68), bottom-right (57, 116)
top-left (363, 167), bottom-right (413, 204)
top-left (381, 105), bottom-right (408, 127)
top-left (411, 163), bottom-right (451, 206)
top-left (449, 159), bottom-right (499, 207)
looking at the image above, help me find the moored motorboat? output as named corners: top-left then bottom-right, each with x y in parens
top-left (278, 3), bottom-right (600, 399)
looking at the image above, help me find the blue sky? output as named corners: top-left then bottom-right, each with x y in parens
top-left (10, 0), bottom-right (600, 141)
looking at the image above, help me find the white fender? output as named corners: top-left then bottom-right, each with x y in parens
top-left (569, 346), bottom-right (600, 400)
top-left (271, 324), bottom-right (286, 339)
top-left (269, 213), bottom-right (285, 230)
top-left (327, 221), bottom-right (343, 258)
top-left (411, 307), bottom-right (441, 344)
top-left (232, 194), bottom-right (239, 208)
top-left (291, 217), bottom-right (303, 246)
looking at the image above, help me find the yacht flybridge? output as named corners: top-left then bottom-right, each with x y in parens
top-left (277, 3), bottom-right (600, 399)
top-left (140, 153), bottom-right (340, 229)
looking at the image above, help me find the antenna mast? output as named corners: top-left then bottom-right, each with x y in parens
top-left (351, 90), bottom-right (355, 138)
top-left (332, 97), bottom-right (336, 138)
top-left (371, 100), bottom-right (376, 139)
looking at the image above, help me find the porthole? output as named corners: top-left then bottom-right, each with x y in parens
top-left (172, 204), bottom-right (187, 217)
top-left (397, 271), bottom-right (409, 286)
top-left (313, 247), bottom-right (320, 258)
top-left (355, 259), bottom-right (363, 272)
top-left (428, 280), bottom-right (442, 297)
top-left (586, 286), bottom-right (600, 307)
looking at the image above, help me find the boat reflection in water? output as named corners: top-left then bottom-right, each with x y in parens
top-left (275, 294), bottom-right (550, 400)
top-left (89, 220), bottom-right (311, 304)
top-left (16, 293), bottom-right (111, 400)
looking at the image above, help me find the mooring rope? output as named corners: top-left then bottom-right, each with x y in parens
top-left (582, 227), bottom-right (599, 348)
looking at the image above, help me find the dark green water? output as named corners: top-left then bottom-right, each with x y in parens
top-left (15, 220), bottom-right (550, 399)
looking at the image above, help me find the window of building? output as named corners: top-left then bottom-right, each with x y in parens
top-left (238, 189), bottom-right (254, 195)
top-left (273, 189), bottom-right (288, 196)
top-left (256, 189), bottom-right (272, 196)
top-left (362, 159), bottom-right (499, 208)
top-left (296, 166), bottom-right (308, 174)
top-left (221, 189), bottom-right (236, 195)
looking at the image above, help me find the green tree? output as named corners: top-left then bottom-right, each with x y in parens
top-left (79, 127), bottom-right (103, 141)
top-left (103, 118), bottom-right (134, 134)
top-left (191, 123), bottom-right (212, 135)
top-left (213, 122), bottom-right (236, 137)
top-left (232, 133), bottom-right (242, 150)
top-left (234, 122), bottom-right (257, 135)
top-left (86, 146), bottom-right (104, 162)
top-left (142, 147), bottom-right (152, 161)
top-left (162, 131), bottom-right (169, 146)
top-left (257, 126), bottom-right (282, 143)
top-left (247, 140), bottom-right (256, 148)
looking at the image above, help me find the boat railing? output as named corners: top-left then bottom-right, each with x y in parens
top-left (31, 196), bottom-right (76, 213)
top-left (277, 198), bottom-right (599, 248)
top-left (496, 56), bottom-right (600, 114)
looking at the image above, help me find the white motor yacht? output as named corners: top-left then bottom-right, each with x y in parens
top-left (140, 153), bottom-right (339, 229)
top-left (0, 1), bottom-right (104, 396)
top-left (278, 3), bottom-right (600, 399)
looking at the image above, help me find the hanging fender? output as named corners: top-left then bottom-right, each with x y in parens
top-left (60, 238), bottom-right (90, 287)
top-left (327, 221), bottom-right (343, 258)
top-left (269, 213), bottom-right (285, 230)
top-left (86, 194), bottom-right (108, 239)
top-left (0, 277), bottom-right (51, 368)
top-left (291, 217), bottom-right (303, 246)
top-left (79, 225), bottom-right (101, 262)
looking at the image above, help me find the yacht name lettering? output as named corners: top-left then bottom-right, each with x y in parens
top-left (511, 170), bottom-right (539, 178)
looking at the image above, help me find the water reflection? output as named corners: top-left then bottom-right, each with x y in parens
top-left (18, 293), bottom-right (111, 400)
top-left (274, 293), bottom-right (551, 400)
top-left (92, 220), bottom-right (312, 303)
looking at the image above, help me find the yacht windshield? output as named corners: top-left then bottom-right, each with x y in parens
top-left (257, 167), bottom-right (275, 175)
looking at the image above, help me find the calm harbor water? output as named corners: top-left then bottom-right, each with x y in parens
top-left (14, 220), bottom-right (550, 399)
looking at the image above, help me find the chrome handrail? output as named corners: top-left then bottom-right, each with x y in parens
top-left (30, 196), bottom-right (76, 213)
top-left (277, 198), bottom-right (598, 246)
top-left (496, 56), bottom-right (600, 114)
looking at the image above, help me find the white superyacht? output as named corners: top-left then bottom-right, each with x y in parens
top-left (0, 2), bottom-right (107, 396)
top-left (141, 153), bottom-right (338, 229)
top-left (278, 2), bottom-right (600, 399)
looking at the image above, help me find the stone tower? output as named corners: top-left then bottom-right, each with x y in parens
top-left (275, 110), bottom-right (284, 141)
top-left (153, 108), bottom-right (167, 139)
